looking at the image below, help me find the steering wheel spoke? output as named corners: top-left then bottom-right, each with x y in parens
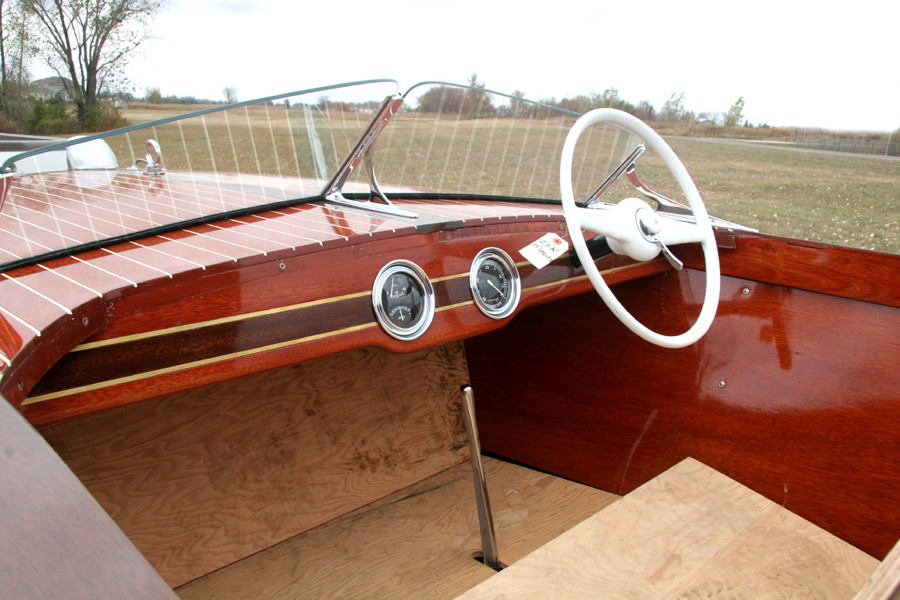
top-left (575, 205), bottom-right (628, 239)
top-left (560, 109), bottom-right (720, 348)
top-left (658, 217), bottom-right (707, 246)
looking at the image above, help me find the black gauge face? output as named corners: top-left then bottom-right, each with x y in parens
top-left (381, 273), bottom-right (423, 328)
top-left (372, 261), bottom-right (435, 341)
top-left (475, 258), bottom-right (511, 308)
top-left (470, 248), bottom-right (521, 320)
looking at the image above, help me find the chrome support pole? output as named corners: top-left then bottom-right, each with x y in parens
top-left (460, 385), bottom-right (501, 571)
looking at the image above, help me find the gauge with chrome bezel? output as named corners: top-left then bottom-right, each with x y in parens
top-left (373, 260), bottom-right (435, 340)
top-left (470, 248), bottom-right (521, 320)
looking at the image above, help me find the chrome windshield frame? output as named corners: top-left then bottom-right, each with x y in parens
top-left (0, 79), bottom-right (400, 176)
top-left (322, 94), bottom-right (418, 219)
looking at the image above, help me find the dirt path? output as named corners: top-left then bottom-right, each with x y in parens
top-left (683, 137), bottom-right (900, 162)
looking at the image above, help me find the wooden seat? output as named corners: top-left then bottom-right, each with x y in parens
top-left (455, 458), bottom-right (880, 600)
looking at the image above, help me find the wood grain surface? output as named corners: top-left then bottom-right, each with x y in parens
top-left (39, 342), bottom-right (472, 588)
top-left (678, 231), bottom-right (900, 309)
top-left (11, 217), bottom-right (664, 424)
top-left (455, 458), bottom-right (879, 600)
top-left (0, 395), bottom-right (177, 600)
top-left (176, 457), bottom-right (618, 600)
top-left (854, 538), bottom-right (900, 600)
top-left (467, 268), bottom-right (900, 559)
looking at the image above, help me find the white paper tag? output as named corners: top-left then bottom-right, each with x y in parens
top-left (519, 233), bottom-right (569, 269)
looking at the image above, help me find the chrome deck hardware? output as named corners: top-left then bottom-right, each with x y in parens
top-left (322, 95), bottom-right (417, 219)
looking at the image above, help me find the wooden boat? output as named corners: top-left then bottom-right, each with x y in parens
top-left (1, 80), bottom-right (898, 599)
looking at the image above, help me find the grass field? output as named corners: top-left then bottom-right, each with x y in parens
top-left (660, 138), bottom-right (899, 254)
top-left (116, 104), bottom-right (899, 254)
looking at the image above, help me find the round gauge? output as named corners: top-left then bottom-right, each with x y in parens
top-left (470, 248), bottom-right (521, 320)
top-left (372, 260), bottom-right (435, 340)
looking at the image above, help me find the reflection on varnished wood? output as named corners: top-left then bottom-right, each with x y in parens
top-left (39, 342), bottom-right (471, 588)
top-left (467, 269), bottom-right (900, 559)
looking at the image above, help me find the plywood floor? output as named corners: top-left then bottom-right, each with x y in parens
top-left (176, 457), bottom-right (618, 599)
top-left (456, 458), bottom-right (880, 600)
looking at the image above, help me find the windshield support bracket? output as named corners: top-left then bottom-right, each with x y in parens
top-left (586, 144), bottom-right (646, 207)
top-left (624, 164), bottom-right (692, 216)
top-left (323, 95), bottom-right (418, 220)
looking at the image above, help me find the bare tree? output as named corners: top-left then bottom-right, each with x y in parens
top-left (0, 0), bottom-right (32, 127)
top-left (635, 100), bottom-right (655, 122)
top-left (509, 89), bottom-right (528, 118)
top-left (23, 0), bottom-right (163, 126)
top-left (222, 84), bottom-right (238, 104)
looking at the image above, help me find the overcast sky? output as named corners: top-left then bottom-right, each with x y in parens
top-left (117, 0), bottom-right (898, 132)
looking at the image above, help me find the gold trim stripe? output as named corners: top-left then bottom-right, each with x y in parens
top-left (23, 323), bottom-right (378, 405)
top-left (74, 289), bottom-right (373, 351)
top-left (75, 251), bottom-right (575, 351)
top-left (28, 260), bottom-right (659, 406)
top-left (521, 261), bottom-right (656, 293)
top-left (431, 272), bottom-right (469, 284)
top-left (436, 300), bottom-right (474, 312)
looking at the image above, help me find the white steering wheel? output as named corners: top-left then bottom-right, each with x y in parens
top-left (560, 109), bottom-right (720, 348)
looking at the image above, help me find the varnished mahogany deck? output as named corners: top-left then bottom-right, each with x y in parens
top-left (5, 178), bottom-right (680, 421)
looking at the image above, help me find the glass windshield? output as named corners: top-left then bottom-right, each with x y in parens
top-left (0, 80), bottom-right (397, 271)
top-left (361, 82), bottom-right (643, 202)
top-left (0, 79), bottom-right (650, 272)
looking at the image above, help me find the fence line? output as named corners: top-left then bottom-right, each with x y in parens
top-left (796, 136), bottom-right (900, 157)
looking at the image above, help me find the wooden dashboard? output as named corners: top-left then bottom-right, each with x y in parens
top-left (0, 187), bottom-right (667, 426)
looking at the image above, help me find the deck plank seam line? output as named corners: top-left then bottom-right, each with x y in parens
top-left (205, 224), bottom-right (276, 254)
top-left (72, 255), bottom-right (138, 287)
top-left (226, 218), bottom-right (314, 248)
top-left (157, 234), bottom-right (237, 262)
top-left (129, 241), bottom-right (207, 271)
top-left (0, 246), bottom-right (104, 298)
top-left (21, 181), bottom-right (278, 231)
top-left (24, 182), bottom-right (212, 221)
top-left (241, 213), bottom-right (350, 242)
top-left (182, 228), bottom-right (269, 255)
top-left (0, 225), bottom-right (55, 252)
top-left (0, 305), bottom-right (40, 336)
top-left (3, 212), bottom-right (83, 245)
top-left (1, 273), bottom-right (72, 315)
top-left (216, 221), bottom-right (299, 251)
top-left (240, 217), bottom-right (319, 246)
top-left (101, 248), bottom-right (172, 278)
top-left (11, 183), bottom-right (176, 217)
top-left (7, 195), bottom-right (153, 233)
top-left (37, 263), bottom-right (104, 298)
